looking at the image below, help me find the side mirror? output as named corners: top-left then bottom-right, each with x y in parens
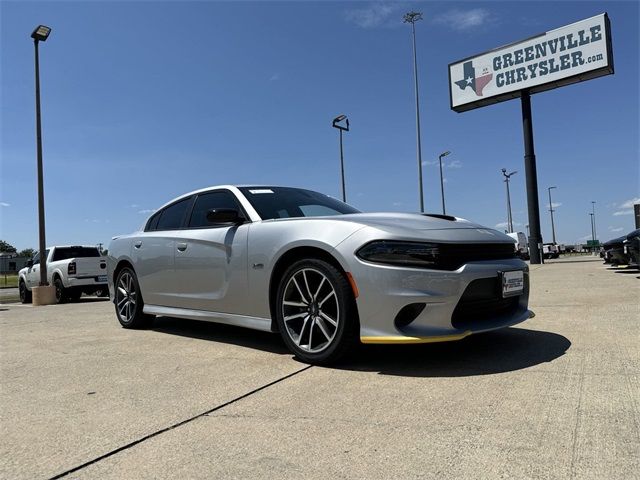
top-left (206, 208), bottom-right (245, 225)
top-left (27, 260), bottom-right (34, 268)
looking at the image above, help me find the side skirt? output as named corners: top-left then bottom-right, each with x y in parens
top-left (143, 304), bottom-right (272, 332)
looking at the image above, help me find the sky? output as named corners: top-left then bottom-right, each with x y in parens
top-left (1, 0), bottom-right (638, 251)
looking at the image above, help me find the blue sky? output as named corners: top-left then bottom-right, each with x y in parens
top-left (1, 0), bottom-right (638, 250)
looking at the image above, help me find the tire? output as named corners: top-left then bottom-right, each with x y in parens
top-left (54, 276), bottom-right (67, 304)
top-left (275, 258), bottom-right (359, 365)
top-left (114, 267), bottom-right (152, 329)
top-left (19, 280), bottom-right (32, 304)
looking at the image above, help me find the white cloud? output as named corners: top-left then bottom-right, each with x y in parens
top-left (619, 197), bottom-right (640, 209)
top-left (613, 210), bottom-right (633, 216)
top-left (447, 160), bottom-right (462, 169)
top-left (344, 3), bottom-right (401, 29)
top-left (0, 202), bottom-right (10, 207)
top-left (578, 234), bottom-right (593, 241)
top-left (495, 221), bottom-right (522, 229)
top-left (546, 202), bottom-right (562, 208)
top-left (129, 204), bottom-right (140, 208)
top-left (433, 8), bottom-right (493, 31)
top-left (608, 226), bottom-right (624, 232)
top-left (269, 73), bottom-right (280, 81)
top-left (422, 160), bottom-right (438, 166)
top-left (392, 202), bottom-right (403, 207)
top-left (138, 209), bottom-right (156, 214)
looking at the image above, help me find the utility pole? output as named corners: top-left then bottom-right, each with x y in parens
top-left (548, 186), bottom-right (557, 244)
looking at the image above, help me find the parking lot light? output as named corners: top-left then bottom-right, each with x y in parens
top-left (501, 169), bottom-right (517, 233)
top-left (332, 114), bottom-right (349, 203)
top-left (31, 25), bottom-right (51, 42)
top-left (548, 186), bottom-right (557, 244)
top-left (438, 151), bottom-right (450, 214)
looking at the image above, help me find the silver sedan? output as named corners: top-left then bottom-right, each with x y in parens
top-left (107, 185), bottom-right (531, 364)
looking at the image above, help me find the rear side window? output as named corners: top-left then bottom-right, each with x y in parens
top-left (52, 247), bottom-right (100, 261)
top-left (188, 191), bottom-right (242, 228)
top-left (156, 197), bottom-right (192, 230)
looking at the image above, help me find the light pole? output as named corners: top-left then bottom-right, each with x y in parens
top-left (591, 201), bottom-right (597, 244)
top-left (589, 213), bottom-right (595, 244)
top-left (403, 11), bottom-right (425, 212)
top-left (332, 114), bottom-right (349, 203)
top-left (438, 151), bottom-right (450, 214)
top-left (501, 169), bottom-right (517, 233)
top-left (548, 186), bottom-right (557, 244)
top-left (32, 25), bottom-right (51, 288)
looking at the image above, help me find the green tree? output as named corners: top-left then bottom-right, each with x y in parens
top-left (18, 248), bottom-right (36, 259)
top-left (0, 240), bottom-right (17, 253)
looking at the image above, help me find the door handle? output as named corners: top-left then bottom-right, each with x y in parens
top-left (134, 241), bottom-right (142, 249)
top-left (177, 243), bottom-right (188, 252)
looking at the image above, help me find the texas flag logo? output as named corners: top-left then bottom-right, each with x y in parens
top-left (454, 61), bottom-right (493, 96)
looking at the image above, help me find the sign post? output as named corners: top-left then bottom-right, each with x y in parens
top-left (448, 13), bottom-right (614, 263)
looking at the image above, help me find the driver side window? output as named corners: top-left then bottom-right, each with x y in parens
top-left (188, 191), bottom-right (242, 228)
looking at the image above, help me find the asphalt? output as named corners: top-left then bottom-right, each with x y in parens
top-left (0, 257), bottom-right (638, 480)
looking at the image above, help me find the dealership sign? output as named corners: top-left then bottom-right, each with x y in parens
top-left (449, 13), bottom-right (613, 112)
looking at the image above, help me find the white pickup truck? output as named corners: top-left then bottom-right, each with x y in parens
top-left (18, 246), bottom-right (108, 304)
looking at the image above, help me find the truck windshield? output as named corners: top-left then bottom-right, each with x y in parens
top-left (238, 187), bottom-right (360, 220)
top-left (52, 247), bottom-right (100, 262)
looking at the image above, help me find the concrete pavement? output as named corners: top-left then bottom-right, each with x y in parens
top-left (1, 257), bottom-right (638, 479)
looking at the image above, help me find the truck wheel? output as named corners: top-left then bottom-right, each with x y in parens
top-left (54, 277), bottom-right (67, 304)
top-left (19, 280), bottom-right (32, 304)
top-left (115, 267), bottom-right (152, 329)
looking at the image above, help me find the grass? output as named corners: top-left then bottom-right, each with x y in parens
top-left (0, 274), bottom-right (19, 288)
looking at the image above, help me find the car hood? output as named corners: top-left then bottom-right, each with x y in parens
top-left (267, 212), bottom-right (515, 243)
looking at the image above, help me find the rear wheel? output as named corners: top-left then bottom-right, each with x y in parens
top-left (54, 277), bottom-right (67, 304)
top-left (114, 267), bottom-right (152, 329)
top-left (276, 259), bottom-right (359, 365)
top-left (19, 280), bottom-right (32, 304)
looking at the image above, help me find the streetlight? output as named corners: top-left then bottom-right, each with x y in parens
top-left (589, 212), bottom-right (595, 250)
top-left (591, 201), bottom-right (597, 243)
top-left (548, 186), bottom-right (557, 244)
top-left (403, 11), bottom-right (425, 212)
top-left (332, 114), bottom-right (349, 203)
top-left (31, 25), bottom-right (53, 303)
top-left (438, 151), bottom-right (450, 214)
top-left (501, 168), bottom-right (517, 233)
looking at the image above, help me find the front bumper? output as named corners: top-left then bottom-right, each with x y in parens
top-left (350, 257), bottom-right (530, 343)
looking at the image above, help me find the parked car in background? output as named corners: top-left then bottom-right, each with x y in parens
top-left (18, 246), bottom-right (108, 304)
top-left (507, 231), bottom-right (529, 259)
top-left (602, 236), bottom-right (629, 266)
top-left (624, 229), bottom-right (640, 268)
top-left (108, 185), bottom-right (532, 365)
top-left (542, 243), bottom-right (560, 259)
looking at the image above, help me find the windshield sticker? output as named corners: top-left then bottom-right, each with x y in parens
top-left (249, 189), bottom-right (274, 194)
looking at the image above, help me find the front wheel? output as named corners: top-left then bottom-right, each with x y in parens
top-left (19, 280), bottom-right (32, 304)
top-left (276, 259), bottom-right (359, 365)
top-left (114, 267), bottom-right (152, 329)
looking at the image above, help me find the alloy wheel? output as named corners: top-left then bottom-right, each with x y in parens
top-left (281, 267), bottom-right (340, 353)
top-left (116, 271), bottom-right (137, 323)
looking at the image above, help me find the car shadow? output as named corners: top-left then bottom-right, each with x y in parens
top-left (151, 316), bottom-right (290, 355)
top-left (334, 327), bottom-right (571, 378)
top-left (150, 317), bottom-right (570, 378)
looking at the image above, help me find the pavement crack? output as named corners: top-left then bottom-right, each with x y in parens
top-left (46, 365), bottom-right (313, 480)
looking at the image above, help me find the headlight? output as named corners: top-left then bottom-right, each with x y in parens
top-left (356, 241), bottom-right (440, 268)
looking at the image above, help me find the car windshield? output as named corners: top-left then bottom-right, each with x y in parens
top-left (239, 187), bottom-right (360, 220)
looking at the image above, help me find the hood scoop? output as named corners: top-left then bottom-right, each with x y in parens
top-left (422, 213), bottom-right (457, 222)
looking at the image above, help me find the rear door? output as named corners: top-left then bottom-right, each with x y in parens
top-left (171, 189), bottom-right (249, 313)
top-left (132, 196), bottom-right (194, 307)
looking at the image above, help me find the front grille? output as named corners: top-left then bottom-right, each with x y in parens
top-left (451, 277), bottom-right (522, 329)
top-left (437, 243), bottom-right (516, 270)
